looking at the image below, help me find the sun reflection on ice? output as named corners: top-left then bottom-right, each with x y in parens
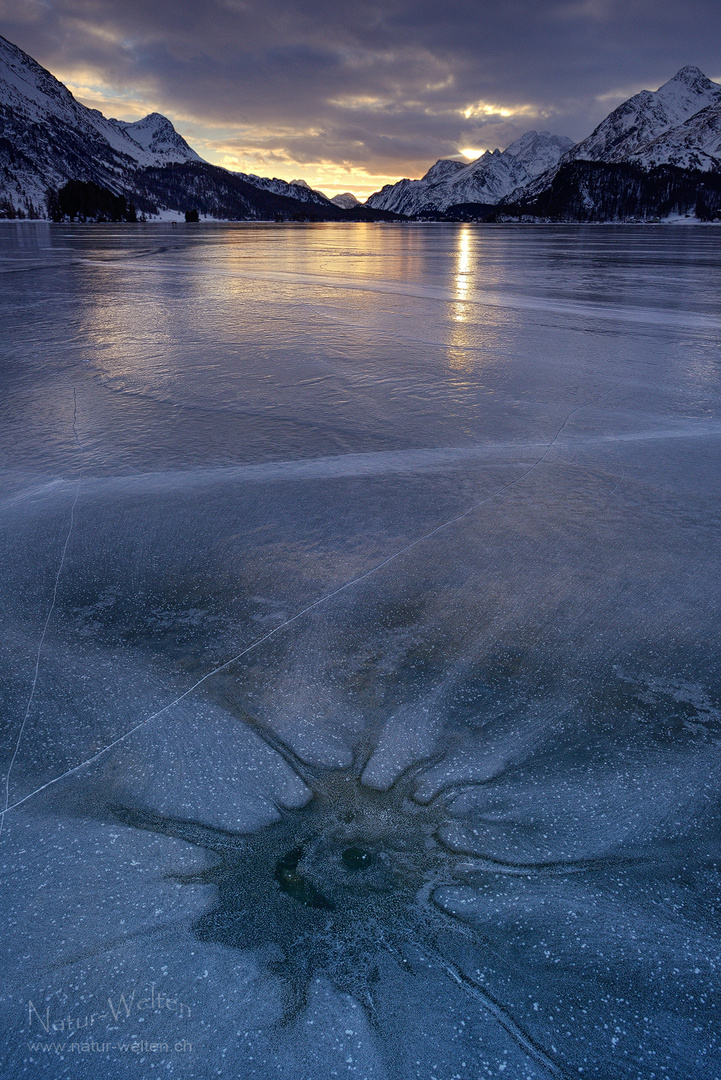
top-left (445, 226), bottom-right (509, 377)
top-left (447, 226), bottom-right (478, 373)
top-left (453, 224), bottom-right (473, 316)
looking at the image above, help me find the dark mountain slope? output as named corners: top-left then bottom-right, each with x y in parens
top-left (492, 161), bottom-right (721, 221)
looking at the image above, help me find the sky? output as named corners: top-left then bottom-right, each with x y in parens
top-left (2, 0), bottom-right (721, 198)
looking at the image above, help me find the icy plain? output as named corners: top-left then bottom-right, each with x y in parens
top-left (1, 221), bottom-right (720, 1080)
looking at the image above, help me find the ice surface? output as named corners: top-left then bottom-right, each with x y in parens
top-left (1, 221), bottom-right (720, 1079)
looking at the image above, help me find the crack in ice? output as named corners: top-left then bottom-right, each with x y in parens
top-left (0, 480), bottom-right (80, 835)
top-left (1, 391), bottom-right (606, 823)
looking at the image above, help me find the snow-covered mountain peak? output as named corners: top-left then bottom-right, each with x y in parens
top-left (504, 130), bottom-right (543, 155)
top-left (422, 158), bottom-right (467, 184)
top-left (565, 66), bottom-right (721, 165)
top-left (365, 130), bottom-right (573, 214)
top-left (652, 65), bottom-right (721, 117)
top-left (113, 112), bottom-right (202, 164)
top-left (0, 34), bottom-right (203, 170)
top-left (132, 111), bottom-right (166, 126)
top-left (663, 65), bottom-right (716, 92)
top-left (330, 192), bottom-right (360, 208)
top-left (629, 99), bottom-right (721, 171)
top-left (504, 131), bottom-right (575, 176)
top-left (122, 112), bottom-right (176, 139)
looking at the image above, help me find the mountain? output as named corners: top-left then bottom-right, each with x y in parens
top-left (0, 34), bottom-right (204, 215)
top-left (490, 160), bottom-right (721, 222)
top-left (628, 100), bottom-right (721, 171)
top-left (121, 161), bottom-right (382, 222)
top-left (372, 67), bottom-right (721, 220)
top-left (0, 36), bottom-right (201, 170)
top-left (0, 34), bottom-right (396, 221)
top-left (376, 65), bottom-right (721, 222)
top-left (5, 32), bottom-right (719, 224)
top-left (507, 66), bottom-right (721, 209)
top-left (365, 159), bottom-right (461, 215)
top-left (231, 171), bottom-right (329, 206)
top-left (506, 130), bottom-right (578, 175)
top-left (330, 192), bottom-right (360, 208)
top-left (571, 65), bottom-right (721, 165)
top-left (369, 148), bottom-right (532, 213)
top-left (111, 113), bottom-right (203, 164)
top-left (365, 132), bottom-right (574, 214)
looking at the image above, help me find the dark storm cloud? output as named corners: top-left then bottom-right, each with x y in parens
top-left (3, 0), bottom-right (721, 180)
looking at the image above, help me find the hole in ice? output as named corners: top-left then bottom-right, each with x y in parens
top-left (107, 712), bottom-right (571, 1077)
top-left (275, 845), bottom-right (334, 909)
top-left (342, 845), bottom-right (372, 870)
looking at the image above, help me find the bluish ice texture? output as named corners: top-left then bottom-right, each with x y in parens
top-left (1, 221), bottom-right (720, 1080)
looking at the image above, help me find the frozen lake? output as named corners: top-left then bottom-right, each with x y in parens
top-left (1, 221), bottom-right (720, 1079)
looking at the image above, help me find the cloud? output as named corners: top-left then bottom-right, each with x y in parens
top-left (2, 0), bottom-right (721, 196)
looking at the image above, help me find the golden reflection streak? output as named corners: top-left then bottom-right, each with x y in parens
top-left (453, 225), bottom-right (472, 311)
top-left (446, 225), bottom-right (474, 372)
top-left (446, 225), bottom-right (503, 374)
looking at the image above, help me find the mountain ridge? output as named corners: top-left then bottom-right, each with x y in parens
top-left (0, 34), bottom-right (393, 221)
top-left (366, 132), bottom-right (574, 214)
top-left (2, 34), bottom-right (720, 223)
top-left (365, 64), bottom-right (721, 221)
top-left (0, 33), bottom-right (207, 216)
top-left (503, 65), bottom-right (721, 208)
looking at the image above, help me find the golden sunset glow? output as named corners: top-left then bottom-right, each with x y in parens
top-left (58, 76), bottom-right (409, 199)
top-left (50, 60), bottom-right (552, 202)
top-left (461, 100), bottom-right (546, 120)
